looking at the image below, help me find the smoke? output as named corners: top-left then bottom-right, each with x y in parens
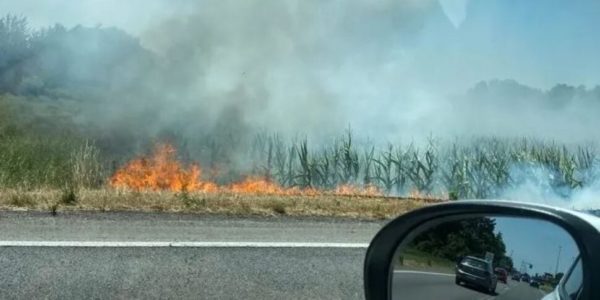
top-left (502, 178), bottom-right (600, 211)
top-left (499, 163), bottom-right (600, 210)
top-left (5, 0), bottom-right (600, 143)
top-left (125, 0), bottom-right (600, 143)
top-left (128, 0), bottom-right (439, 140)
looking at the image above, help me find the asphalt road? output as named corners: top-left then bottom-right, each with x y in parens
top-left (0, 211), bottom-right (383, 299)
top-left (0, 211), bottom-right (383, 242)
top-left (393, 271), bottom-right (548, 300)
top-left (0, 247), bottom-right (366, 299)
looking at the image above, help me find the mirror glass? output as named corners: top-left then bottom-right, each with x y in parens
top-left (392, 216), bottom-right (581, 300)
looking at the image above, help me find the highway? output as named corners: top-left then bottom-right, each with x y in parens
top-left (1, 211), bottom-right (551, 299)
top-left (393, 270), bottom-right (548, 300)
top-left (0, 211), bottom-right (382, 299)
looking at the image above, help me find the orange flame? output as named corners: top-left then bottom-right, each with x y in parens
top-left (110, 143), bottom-right (382, 197)
top-left (229, 177), bottom-right (287, 195)
top-left (110, 144), bottom-right (217, 192)
top-left (334, 184), bottom-right (381, 197)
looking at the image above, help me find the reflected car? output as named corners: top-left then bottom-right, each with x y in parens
top-left (512, 273), bottom-right (521, 281)
top-left (530, 280), bottom-right (540, 288)
top-left (521, 273), bottom-right (531, 283)
top-left (455, 256), bottom-right (498, 294)
top-left (494, 267), bottom-right (508, 284)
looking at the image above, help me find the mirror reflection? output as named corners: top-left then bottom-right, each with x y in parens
top-left (392, 216), bottom-right (581, 300)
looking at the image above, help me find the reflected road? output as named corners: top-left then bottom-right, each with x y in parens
top-left (393, 271), bottom-right (548, 300)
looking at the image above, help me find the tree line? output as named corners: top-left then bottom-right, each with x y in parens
top-left (408, 217), bottom-right (514, 270)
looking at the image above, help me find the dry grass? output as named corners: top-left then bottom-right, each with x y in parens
top-left (0, 188), bottom-right (444, 219)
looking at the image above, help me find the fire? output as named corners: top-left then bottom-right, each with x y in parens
top-left (334, 184), bottom-right (382, 197)
top-left (228, 178), bottom-right (322, 196)
top-left (110, 143), bottom-right (382, 197)
top-left (110, 144), bottom-right (218, 192)
top-left (229, 177), bottom-right (287, 195)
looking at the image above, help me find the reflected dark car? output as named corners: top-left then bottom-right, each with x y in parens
top-left (511, 273), bottom-right (521, 281)
top-left (521, 274), bottom-right (531, 283)
top-left (530, 280), bottom-right (540, 288)
top-left (494, 267), bottom-right (508, 284)
top-left (455, 256), bottom-right (498, 294)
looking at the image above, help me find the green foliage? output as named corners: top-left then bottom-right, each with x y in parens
top-left (408, 217), bottom-right (511, 267)
top-left (1, 14), bottom-right (153, 95)
top-left (249, 133), bottom-right (598, 200)
top-left (0, 97), bottom-right (103, 190)
top-left (2, 94), bottom-right (598, 200)
top-left (0, 15), bottom-right (32, 93)
top-left (1, 14), bottom-right (599, 202)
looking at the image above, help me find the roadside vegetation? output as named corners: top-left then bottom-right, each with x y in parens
top-left (0, 188), bottom-right (435, 219)
top-left (395, 247), bottom-right (456, 273)
top-left (1, 15), bottom-right (599, 217)
top-left (396, 217), bottom-right (512, 272)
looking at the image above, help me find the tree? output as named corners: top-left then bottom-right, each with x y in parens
top-left (497, 255), bottom-right (514, 270)
top-left (0, 15), bottom-right (31, 93)
top-left (547, 84), bottom-right (576, 108)
top-left (555, 272), bottom-right (564, 282)
top-left (409, 217), bottom-right (509, 264)
top-left (1, 15), bottom-right (156, 95)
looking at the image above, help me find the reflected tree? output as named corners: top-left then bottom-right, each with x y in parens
top-left (408, 217), bottom-right (512, 269)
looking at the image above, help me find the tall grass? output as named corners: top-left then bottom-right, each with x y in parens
top-left (247, 132), bottom-right (599, 199)
top-left (0, 133), bottom-right (103, 190)
top-left (1, 124), bottom-right (598, 201)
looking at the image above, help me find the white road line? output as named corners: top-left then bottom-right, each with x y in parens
top-left (0, 241), bottom-right (369, 248)
top-left (393, 270), bottom-right (454, 277)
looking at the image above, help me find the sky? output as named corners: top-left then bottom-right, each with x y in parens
top-left (494, 217), bottom-right (579, 276)
top-left (4, 0), bottom-right (600, 92)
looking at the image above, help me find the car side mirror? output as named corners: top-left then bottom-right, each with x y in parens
top-left (363, 201), bottom-right (600, 300)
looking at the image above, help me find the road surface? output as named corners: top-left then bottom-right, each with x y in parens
top-left (0, 211), bottom-right (383, 299)
top-left (393, 270), bottom-right (548, 300)
top-left (0, 211), bottom-right (383, 243)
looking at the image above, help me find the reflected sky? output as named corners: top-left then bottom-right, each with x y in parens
top-left (494, 217), bottom-right (579, 276)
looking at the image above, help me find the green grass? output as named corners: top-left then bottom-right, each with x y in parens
top-left (1, 95), bottom-right (599, 201)
top-left (0, 133), bottom-right (104, 190)
top-left (395, 247), bottom-right (456, 273)
top-left (0, 128), bottom-right (598, 201)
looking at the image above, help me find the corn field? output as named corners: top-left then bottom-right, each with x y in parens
top-left (246, 132), bottom-right (599, 200)
top-left (0, 129), bottom-right (598, 200)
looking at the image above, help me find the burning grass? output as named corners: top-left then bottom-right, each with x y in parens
top-left (0, 188), bottom-right (441, 219)
top-left (3, 129), bottom-right (595, 203)
top-left (110, 143), bottom-right (218, 193)
top-left (109, 143), bottom-right (386, 197)
top-left (0, 142), bottom-right (443, 219)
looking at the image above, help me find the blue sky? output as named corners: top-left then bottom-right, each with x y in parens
top-left (418, 0), bottom-right (600, 91)
top-left (494, 217), bottom-right (579, 276)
